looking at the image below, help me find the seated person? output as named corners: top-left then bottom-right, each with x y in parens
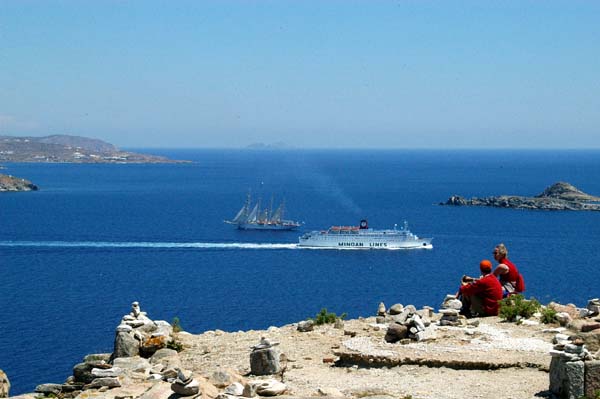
top-left (492, 243), bottom-right (525, 297)
top-left (458, 260), bottom-right (503, 317)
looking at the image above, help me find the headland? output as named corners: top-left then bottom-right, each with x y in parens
top-left (0, 135), bottom-right (189, 164)
top-left (442, 182), bottom-right (600, 211)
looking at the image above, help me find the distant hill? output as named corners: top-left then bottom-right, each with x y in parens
top-left (0, 134), bottom-right (188, 163)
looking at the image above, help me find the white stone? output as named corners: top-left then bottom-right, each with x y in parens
top-left (116, 324), bottom-right (133, 333)
top-left (91, 367), bottom-right (123, 378)
top-left (225, 382), bottom-right (244, 396)
top-left (521, 320), bottom-right (540, 326)
top-left (255, 380), bottom-right (287, 396)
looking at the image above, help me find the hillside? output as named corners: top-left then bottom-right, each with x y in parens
top-left (0, 135), bottom-right (187, 163)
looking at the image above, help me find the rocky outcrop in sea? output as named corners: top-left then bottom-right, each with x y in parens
top-left (441, 182), bottom-right (600, 211)
top-left (0, 174), bottom-right (38, 192)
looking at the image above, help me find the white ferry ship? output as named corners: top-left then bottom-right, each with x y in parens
top-left (298, 219), bottom-right (432, 250)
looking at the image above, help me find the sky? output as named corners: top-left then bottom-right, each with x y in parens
top-left (1, 1), bottom-right (599, 149)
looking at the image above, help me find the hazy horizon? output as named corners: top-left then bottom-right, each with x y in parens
top-left (1, 1), bottom-right (599, 149)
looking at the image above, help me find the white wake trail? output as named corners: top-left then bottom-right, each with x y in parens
top-left (0, 241), bottom-right (299, 250)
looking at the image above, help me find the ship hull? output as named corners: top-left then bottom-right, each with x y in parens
top-left (237, 222), bottom-right (300, 231)
top-left (298, 236), bottom-right (432, 249)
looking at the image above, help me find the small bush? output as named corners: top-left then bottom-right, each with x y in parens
top-left (172, 316), bottom-right (183, 333)
top-left (540, 306), bottom-right (558, 324)
top-left (310, 308), bottom-right (347, 325)
top-left (166, 339), bottom-right (184, 352)
top-left (499, 294), bottom-right (541, 322)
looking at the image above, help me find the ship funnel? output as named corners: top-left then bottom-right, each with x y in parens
top-left (359, 219), bottom-right (368, 229)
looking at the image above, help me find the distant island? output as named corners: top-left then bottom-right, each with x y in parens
top-left (0, 134), bottom-right (188, 164)
top-left (0, 173), bottom-right (38, 192)
top-left (441, 182), bottom-right (600, 211)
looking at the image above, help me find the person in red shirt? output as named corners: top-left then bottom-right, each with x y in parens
top-left (459, 260), bottom-right (503, 317)
top-left (492, 243), bottom-right (525, 297)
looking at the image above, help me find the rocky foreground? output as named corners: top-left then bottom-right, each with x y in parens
top-left (0, 174), bottom-right (38, 192)
top-left (442, 182), bottom-right (600, 211)
top-left (3, 299), bottom-right (600, 399)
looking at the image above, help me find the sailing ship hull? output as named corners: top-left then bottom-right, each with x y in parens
top-left (237, 222), bottom-right (301, 231)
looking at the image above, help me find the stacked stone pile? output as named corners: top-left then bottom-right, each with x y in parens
top-left (438, 294), bottom-right (463, 326)
top-left (111, 301), bottom-right (174, 360)
top-left (377, 302), bottom-right (433, 343)
top-left (549, 334), bottom-right (599, 398)
top-left (171, 368), bottom-right (200, 396)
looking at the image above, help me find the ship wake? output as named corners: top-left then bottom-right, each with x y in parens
top-left (0, 240), bottom-right (298, 250)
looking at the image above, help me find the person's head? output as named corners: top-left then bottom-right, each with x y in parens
top-left (493, 243), bottom-right (508, 262)
top-left (480, 259), bottom-right (493, 275)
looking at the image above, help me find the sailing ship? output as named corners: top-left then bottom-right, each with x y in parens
top-left (225, 193), bottom-right (302, 230)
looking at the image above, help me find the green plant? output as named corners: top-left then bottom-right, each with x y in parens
top-left (498, 294), bottom-right (541, 322)
top-left (166, 339), bottom-right (184, 352)
top-left (172, 316), bottom-right (183, 333)
top-left (540, 306), bottom-right (558, 324)
top-left (310, 308), bottom-right (347, 325)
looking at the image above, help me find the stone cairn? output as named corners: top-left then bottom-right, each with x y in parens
top-left (377, 302), bottom-right (433, 343)
top-left (32, 302), bottom-right (180, 398)
top-left (250, 337), bottom-right (281, 375)
top-left (438, 294), bottom-right (463, 327)
top-left (171, 368), bottom-right (200, 396)
top-left (549, 298), bottom-right (600, 399)
top-left (112, 301), bottom-right (174, 360)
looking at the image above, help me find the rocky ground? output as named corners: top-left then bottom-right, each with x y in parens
top-left (8, 301), bottom-right (600, 399)
top-left (175, 315), bottom-right (555, 399)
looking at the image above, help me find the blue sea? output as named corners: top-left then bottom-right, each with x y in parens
top-left (2, 149), bottom-right (600, 395)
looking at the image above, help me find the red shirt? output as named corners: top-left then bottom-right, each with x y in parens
top-left (460, 273), bottom-right (503, 316)
top-left (499, 258), bottom-right (523, 292)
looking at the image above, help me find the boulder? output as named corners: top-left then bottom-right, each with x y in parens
top-left (224, 382), bottom-right (244, 396)
top-left (171, 378), bottom-right (200, 396)
top-left (34, 383), bottom-right (62, 395)
top-left (255, 380), bottom-right (287, 396)
top-left (388, 304), bottom-right (404, 315)
top-left (209, 368), bottom-right (246, 388)
top-left (112, 330), bottom-right (140, 360)
top-left (85, 377), bottom-right (121, 389)
top-left (250, 348), bottom-right (281, 376)
top-left (384, 323), bottom-right (408, 343)
top-left (150, 348), bottom-right (179, 363)
top-left (297, 320), bottom-right (315, 332)
top-left (73, 362), bottom-right (96, 384)
top-left (113, 356), bottom-right (152, 373)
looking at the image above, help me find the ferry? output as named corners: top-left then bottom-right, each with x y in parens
top-left (298, 219), bottom-right (432, 250)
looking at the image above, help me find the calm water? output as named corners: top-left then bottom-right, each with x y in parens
top-left (2, 149), bottom-right (600, 394)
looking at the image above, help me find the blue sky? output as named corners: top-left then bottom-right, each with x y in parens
top-left (1, 1), bottom-right (599, 148)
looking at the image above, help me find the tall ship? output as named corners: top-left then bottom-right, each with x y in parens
top-left (298, 219), bottom-right (432, 249)
top-left (225, 193), bottom-right (302, 231)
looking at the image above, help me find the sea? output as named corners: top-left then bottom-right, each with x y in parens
top-left (2, 149), bottom-right (600, 395)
